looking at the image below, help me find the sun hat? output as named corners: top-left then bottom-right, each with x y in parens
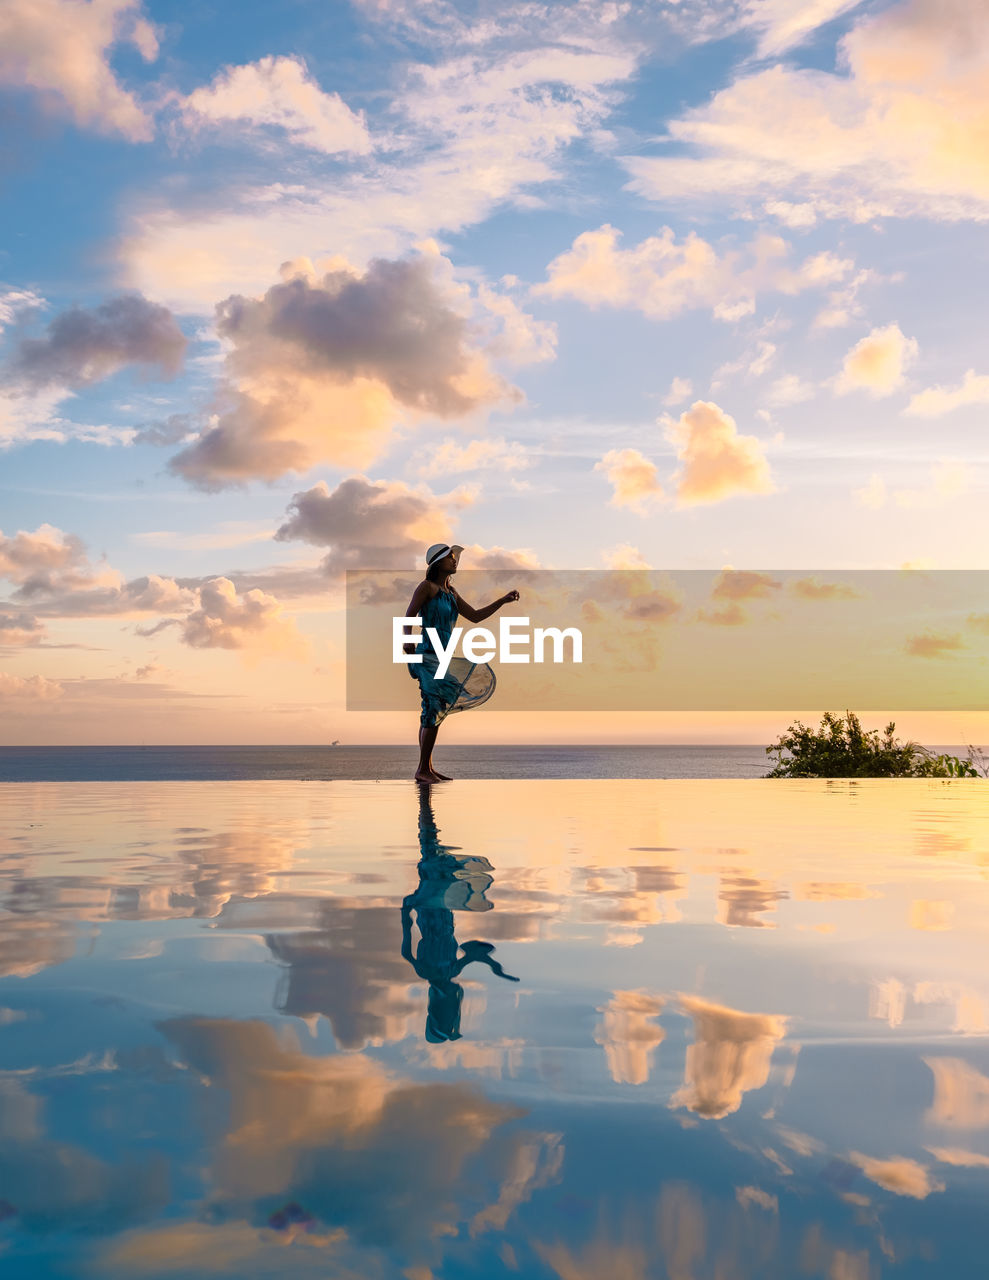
top-left (425, 543), bottom-right (464, 566)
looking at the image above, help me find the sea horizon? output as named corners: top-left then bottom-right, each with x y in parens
top-left (0, 742), bottom-right (978, 782)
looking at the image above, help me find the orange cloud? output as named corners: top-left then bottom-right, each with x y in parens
top-left (169, 251), bottom-right (527, 488)
top-left (594, 448), bottom-right (664, 512)
top-left (904, 632), bottom-right (965, 658)
top-left (663, 401), bottom-right (775, 506)
top-left (179, 578), bottom-right (309, 659)
top-left (835, 323), bottom-right (918, 397)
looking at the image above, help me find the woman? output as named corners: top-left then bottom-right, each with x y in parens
top-left (404, 543), bottom-right (519, 783)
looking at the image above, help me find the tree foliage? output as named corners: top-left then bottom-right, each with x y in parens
top-left (765, 711), bottom-right (980, 778)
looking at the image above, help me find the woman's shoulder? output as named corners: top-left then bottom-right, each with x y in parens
top-left (416, 578), bottom-right (441, 598)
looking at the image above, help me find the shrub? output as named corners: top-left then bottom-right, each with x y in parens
top-left (765, 711), bottom-right (980, 778)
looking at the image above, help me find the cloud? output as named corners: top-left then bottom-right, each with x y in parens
top-left (119, 42), bottom-right (636, 308)
top-left (168, 251), bottom-right (525, 489)
top-left (179, 578), bottom-right (308, 657)
top-left (713, 569), bottom-right (782, 600)
top-left (0, 610), bottom-right (44, 645)
top-left (766, 373), bottom-right (815, 406)
top-left (849, 1152), bottom-right (944, 1199)
top-left (602, 544), bottom-right (653, 570)
top-left (624, 0), bottom-right (989, 224)
top-left (906, 368), bottom-right (989, 417)
top-left (274, 473), bottom-right (473, 575)
top-left (2, 295), bottom-right (186, 393)
top-left (672, 995), bottom-right (787, 1119)
top-left (904, 632), bottom-right (964, 658)
top-left (663, 376), bottom-right (693, 407)
top-left (743, 0), bottom-right (866, 58)
top-left (0, 522), bottom-right (92, 590)
top-left (789, 576), bottom-right (859, 600)
top-left (0, 288), bottom-right (44, 332)
top-left (594, 448), bottom-right (664, 512)
top-left (535, 224), bottom-right (852, 321)
top-left (835, 323), bottom-right (917, 397)
top-left (595, 990), bottom-right (666, 1085)
top-left (854, 474), bottom-right (886, 509)
top-left (418, 436), bottom-right (533, 477)
top-left (663, 400), bottom-right (776, 505)
top-left (0, 671), bottom-right (63, 700)
top-left (0, 0), bottom-right (158, 141)
top-left (180, 55), bottom-right (371, 155)
top-left (131, 522), bottom-right (277, 551)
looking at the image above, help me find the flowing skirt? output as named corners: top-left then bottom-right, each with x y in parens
top-left (409, 653), bottom-right (497, 727)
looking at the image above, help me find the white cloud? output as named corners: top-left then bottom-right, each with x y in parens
top-left (663, 376), bottom-right (693, 407)
top-left (535, 224), bottom-right (853, 321)
top-left (623, 0), bottom-right (989, 224)
top-left (180, 56), bottom-right (372, 155)
top-left (743, 0), bottom-right (866, 58)
top-left (0, 0), bottom-right (157, 141)
top-left (418, 437), bottom-right (533, 477)
top-left (119, 44), bottom-right (637, 309)
top-left (853, 461), bottom-right (971, 509)
top-left (835, 323), bottom-right (917, 397)
top-left (0, 289), bottom-right (44, 332)
top-left (767, 373), bottom-right (815, 406)
top-left (906, 369), bottom-right (989, 417)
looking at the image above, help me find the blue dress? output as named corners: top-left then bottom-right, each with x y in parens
top-left (408, 588), bottom-right (496, 728)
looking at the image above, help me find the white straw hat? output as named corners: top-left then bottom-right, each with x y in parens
top-left (425, 543), bottom-right (464, 566)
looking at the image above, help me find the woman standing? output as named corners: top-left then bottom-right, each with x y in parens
top-left (404, 543), bottom-right (519, 783)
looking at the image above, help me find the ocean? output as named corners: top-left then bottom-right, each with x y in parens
top-left (0, 744), bottom-right (776, 781)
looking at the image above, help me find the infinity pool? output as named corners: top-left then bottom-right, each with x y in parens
top-left (2, 780), bottom-right (988, 1277)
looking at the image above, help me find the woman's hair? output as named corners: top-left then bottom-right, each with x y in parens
top-left (425, 560), bottom-right (448, 584)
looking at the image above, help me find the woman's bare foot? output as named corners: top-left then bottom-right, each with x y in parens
top-left (432, 769), bottom-right (452, 780)
top-left (415, 768), bottom-right (444, 783)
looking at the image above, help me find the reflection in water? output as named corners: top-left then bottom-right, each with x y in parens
top-left (1, 780), bottom-right (989, 1277)
top-left (595, 991), bottom-right (666, 1085)
top-left (401, 785), bottom-right (519, 1042)
top-left (672, 996), bottom-right (788, 1119)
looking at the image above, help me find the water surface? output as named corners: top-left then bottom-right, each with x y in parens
top-left (1, 780), bottom-right (988, 1277)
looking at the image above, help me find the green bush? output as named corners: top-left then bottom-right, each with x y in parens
top-left (765, 711), bottom-right (980, 778)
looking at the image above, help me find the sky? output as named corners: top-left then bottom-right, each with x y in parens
top-left (1, 0), bottom-right (988, 745)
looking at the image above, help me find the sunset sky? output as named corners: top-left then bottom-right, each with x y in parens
top-left (1, 0), bottom-right (987, 745)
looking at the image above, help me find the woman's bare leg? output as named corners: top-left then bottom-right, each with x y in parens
top-left (428, 721), bottom-right (453, 779)
top-left (415, 724), bottom-right (444, 782)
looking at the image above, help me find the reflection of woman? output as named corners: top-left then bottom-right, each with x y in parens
top-left (404, 543), bottom-right (519, 783)
top-left (401, 785), bottom-right (519, 1043)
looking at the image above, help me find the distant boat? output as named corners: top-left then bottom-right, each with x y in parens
top-left (331, 740), bottom-right (341, 746)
